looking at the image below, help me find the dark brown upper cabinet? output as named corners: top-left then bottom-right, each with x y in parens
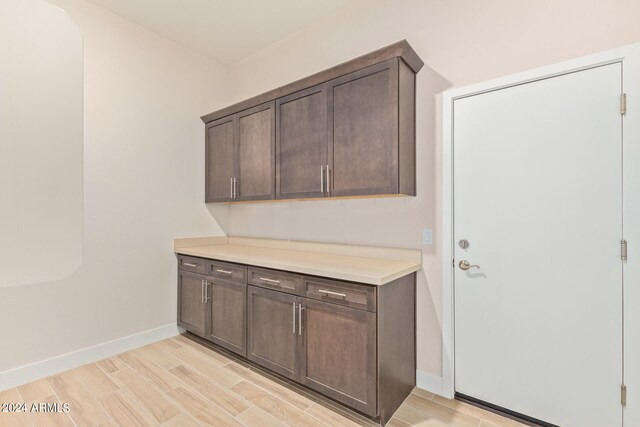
top-left (236, 103), bottom-right (276, 201)
top-left (205, 116), bottom-right (235, 203)
top-left (205, 102), bottom-right (275, 203)
top-left (202, 40), bottom-right (422, 203)
top-left (328, 58), bottom-right (415, 197)
top-left (276, 85), bottom-right (328, 199)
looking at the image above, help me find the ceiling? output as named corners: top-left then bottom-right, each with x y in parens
top-left (86, 0), bottom-right (354, 64)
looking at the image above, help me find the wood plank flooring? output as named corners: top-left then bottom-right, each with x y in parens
top-left (0, 335), bottom-right (527, 427)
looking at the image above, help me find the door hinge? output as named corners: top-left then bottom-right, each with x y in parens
top-left (621, 93), bottom-right (627, 115)
top-left (622, 384), bottom-right (627, 407)
top-left (622, 240), bottom-right (628, 261)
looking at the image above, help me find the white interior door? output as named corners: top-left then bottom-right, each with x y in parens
top-left (453, 63), bottom-right (623, 427)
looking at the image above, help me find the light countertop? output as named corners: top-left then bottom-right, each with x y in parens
top-left (174, 236), bottom-right (422, 286)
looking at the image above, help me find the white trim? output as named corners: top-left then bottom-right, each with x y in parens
top-left (0, 323), bottom-right (183, 391)
top-left (441, 88), bottom-right (455, 399)
top-left (441, 42), bottom-right (640, 400)
top-left (416, 369), bottom-right (443, 396)
top-left (622, 43), bottom-right (640, 427)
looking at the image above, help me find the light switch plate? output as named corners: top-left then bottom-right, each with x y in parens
top-left (422, 228), bottom-right (433, 245)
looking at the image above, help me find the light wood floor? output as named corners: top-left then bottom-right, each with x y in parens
top-left (0, 335), bottom-right (527, 427)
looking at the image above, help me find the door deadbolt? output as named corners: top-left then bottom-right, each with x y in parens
top-left (458, 239), bottom-right (470, 249)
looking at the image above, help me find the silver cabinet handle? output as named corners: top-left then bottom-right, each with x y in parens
top-left (320, 166), bottom-right (324, 193)
top-left (298, 304), bottom-right (304, 335)
top-left (216, 269), bottom-right (233, 275)
top-left (204, 280), bottom-right (210, 302)
top-left (326, 164), bottom-right (330, 194)
top-left (318, 289), bottom-right (347, 299)
top-left (201, 279), bottom-right (205, 303)
top-left (459, 260), bottom-right (480, 271)
top-left (183, 262), bottom-right (198, 268)
top-left (233, 177), bottom-right (239, 199)
top-left (292, 302), bottom-right (296, 334)
top-left (230, 177), bottom-right (234, 199)
top-left (259, 277), bottom-right (281, 286)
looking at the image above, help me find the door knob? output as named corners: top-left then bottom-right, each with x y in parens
top-left (459, 260), bottom-right (480, 271)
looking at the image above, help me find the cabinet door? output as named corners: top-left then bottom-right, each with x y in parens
top-left (328, 59), bottom-right (399, 197)
top-left (236, 102), bottom-right (275, 201)
top-left (276, 85), bottom-right (328, 199)
top-left (205, 116), bottom-right (236, 203)
top-left (177, 271), bottom-right (207, 337)
top-left (204, 278), bottom-right (246, 357)
top-left (246, 285), bottom-right (299, 380)
top-left (299, 298), bottom-right (377, 416)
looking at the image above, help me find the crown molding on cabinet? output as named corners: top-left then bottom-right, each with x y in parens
top-left (200, 39), bottom-right (423, 123)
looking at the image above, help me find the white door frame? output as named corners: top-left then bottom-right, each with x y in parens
top-left (441, 43), bottom-right (640, 408)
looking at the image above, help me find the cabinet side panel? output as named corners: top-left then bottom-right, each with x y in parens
top-left (377, 273), bottom-right (416, 423)
top-left (398, 60), bottom-right (416, 196)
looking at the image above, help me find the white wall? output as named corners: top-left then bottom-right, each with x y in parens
top-left (0, 0), bottom-right (228, 373)
top-left (0, 0), bottom-right (83, 288)
top-left (221, 0), bottom-right (640, 377)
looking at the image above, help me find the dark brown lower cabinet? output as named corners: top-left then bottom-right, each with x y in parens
top-left (177, 259), bottom-right (247, 357)
top-left (178, 256), bottom-right (415, 425)
top-left (246, 285), bottom-right (299, 380)
top-left (246, 286), bottom-right (380, 418)
top-left (300, 298), bottom-right (377, 416)
top-left (205, 278), bottom-right (246, 357)
top-left (177, 271), bottom-right (207, 337)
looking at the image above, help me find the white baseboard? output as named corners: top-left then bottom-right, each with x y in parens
top-left (416, 369), bottom-right (444, 396)
top-left (0, 323), bottom-right (182, 391)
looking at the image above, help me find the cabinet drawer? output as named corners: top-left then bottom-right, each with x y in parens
top-left (303, 276), bottom-right (376, 312)
top-left (207, 260), bottom-right (247, 284)
top-left (177, 256), bottom-right (208, 275)
top-left (248, 267), bottom-right (302, 295)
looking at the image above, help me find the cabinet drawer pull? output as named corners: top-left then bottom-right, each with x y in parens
top-left (183, 262), bottom-right (198, 268)
top-left (320, 166), bottom-right (324, 193)
top-left (216, 269), bottom-right (233, 275)
top-left (318, 289), bottom-right (347, 299)
top-left (259, 277), bottom-right (281, 285)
